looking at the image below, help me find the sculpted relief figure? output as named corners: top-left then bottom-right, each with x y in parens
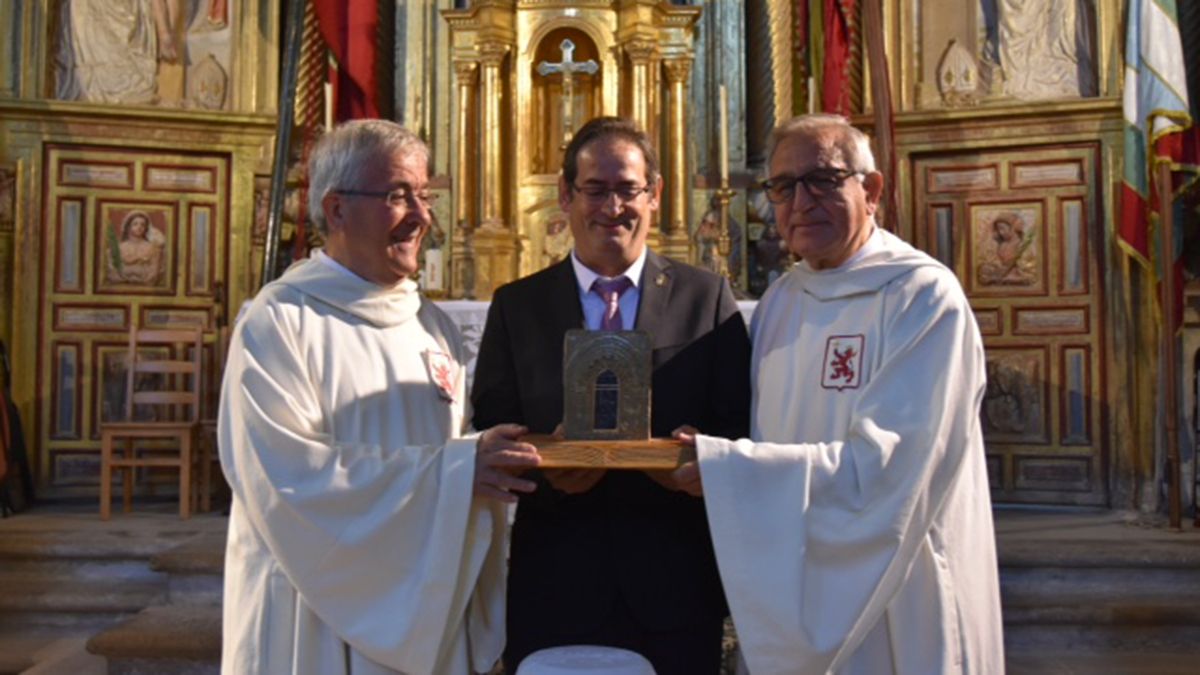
top-left (55, 0), bottom-right (183, 104)
top-left (55, 0), bottom-right (232, 109)
top-left (978, 212), bottom-right (1036, 286)
top-left (984, 0), bottom-right (1097, 100)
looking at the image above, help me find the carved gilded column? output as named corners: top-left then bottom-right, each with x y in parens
top-left (660, 58), bottom-right (692, 261)
top-left (624, 40), bottom-right (657, 132)
top-left (451, 61), bottom-right (478, 299)
top-left (471, 41), bottom-right (517, 298)
top-left (478, 42), bottom-right (508, 229)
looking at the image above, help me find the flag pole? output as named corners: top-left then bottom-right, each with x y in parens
top-left (261, 0), bottom-right (307, 289)
top-left (1157, 161), bottom-right (1182, 529)
top-left (862, 0), bottom-right (898, 233)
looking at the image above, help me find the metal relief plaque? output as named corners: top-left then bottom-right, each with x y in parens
top-left (562, 329), bottom-right (651, 440)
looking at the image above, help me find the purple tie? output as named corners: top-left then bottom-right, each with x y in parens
top-left (591, 277), bottom-right (633, 331)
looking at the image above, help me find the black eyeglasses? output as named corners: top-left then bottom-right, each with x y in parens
top-left (760, 169), bottom-right (863, 204)
top-left (571, 183), bottom-right (653, 204)
top-left (336, 185), bottom-right (437, 210)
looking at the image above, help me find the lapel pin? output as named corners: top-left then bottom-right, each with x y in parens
top-left (655, 273), bottom-right (666, 287)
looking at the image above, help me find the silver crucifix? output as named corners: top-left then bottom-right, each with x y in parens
top-left (537, 39), bottom-right (599, 148)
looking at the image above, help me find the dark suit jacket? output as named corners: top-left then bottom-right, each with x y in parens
top-left (471, 250), bottom-right (751, 645)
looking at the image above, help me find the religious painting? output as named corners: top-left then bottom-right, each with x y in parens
top-left (97, 204), bottom-right (173, 292)
top-left (692, 196), bottom-right (743, 280)
top-left (982, 350), bottom-right (1047, 444)
top-left (746, 189), bottom-right (790, 297)
top-left (971, 204), bottom-right (1042, 292)
top-left (53, 0), bottom-right (234, 110)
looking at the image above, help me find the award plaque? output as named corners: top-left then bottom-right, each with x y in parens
top-left (523, 329), bottom-right (695, 469)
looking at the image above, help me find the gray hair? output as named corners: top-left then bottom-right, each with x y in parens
top-left (307, 119), bottom-right (430, 234)
top-left (765, 114), bottom-right (877, 174)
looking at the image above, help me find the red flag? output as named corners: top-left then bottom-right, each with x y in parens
top-left (1119, 0), bottom-right (1197, 331)
top-left (311, 0), bottom-right (381, 121)
top-left (821, 0), bottom-right (857, 117)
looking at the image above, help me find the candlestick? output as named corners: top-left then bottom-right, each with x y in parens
top-left (718, 84), bottom-right (729, 187)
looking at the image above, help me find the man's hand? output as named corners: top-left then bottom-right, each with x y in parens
top-left (474, 424), bottom-right (540, 504)
top-left (651, 425), bottom-right (703, 497)
top-left (541, 423), bottom-right (604, 494)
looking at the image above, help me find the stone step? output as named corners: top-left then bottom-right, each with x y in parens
top-left (87, 605), bottom-right (221, 675)
top-left (0, 528), bottom-right (203, 561)
top-left (0, 576), bottom-right (166, 631)
top-left (1006, 649), bottom-right (1200, 675)
top-left (19, 636), bottom-right (106, 675)
top-left (150, 532), bottom-right (224, 607)
top-left (1000, 566), bottom-right (1200, 620)
top-left (999, 537), bottom-right (1200, 569)
top-left (0, 557), bottom-right (163, 583)
top-left (997, 526), bottom-right (1200, 655)
top-left (0, 626), bottom-right (104, 675)
top-left (1005, 623), bottom-right (1200, 653)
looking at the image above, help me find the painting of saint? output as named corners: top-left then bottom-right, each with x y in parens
top-left (102, 209), bottom-right (169, 288)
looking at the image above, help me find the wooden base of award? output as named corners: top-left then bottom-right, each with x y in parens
top-left (522, 435), bottom-right (696, 469)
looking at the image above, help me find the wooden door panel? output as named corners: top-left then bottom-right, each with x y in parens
top-left (37, 145), bottom-right (228, 492)
top-left (913, 144), bottom-right (1107, 505)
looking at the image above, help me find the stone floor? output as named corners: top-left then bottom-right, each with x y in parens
top-left (2, 501), bottom-right (1199, 674)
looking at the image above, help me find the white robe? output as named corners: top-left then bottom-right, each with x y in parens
top-left (219, 257), bottom-right (506, 675)
top-left (697, 230), bottom-right (1003, 675)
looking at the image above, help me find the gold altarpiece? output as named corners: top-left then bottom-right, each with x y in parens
top-left (0, 0), bottom-right (279, 493)
top-left (442, 0), bottom-right (701, 298)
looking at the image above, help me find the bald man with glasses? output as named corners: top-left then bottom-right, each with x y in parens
top-left (471, 116), bottom-right (751, 673)
top-left (672, 114), bottom-right (1003, 674)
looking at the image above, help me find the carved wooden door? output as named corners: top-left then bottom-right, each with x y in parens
top-left (36, 144), bottom-right (228, 492)
top-left (913, 144), bottom-right (1107, 505)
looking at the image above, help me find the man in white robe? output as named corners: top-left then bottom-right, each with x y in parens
top-left (219, 120), bottom-right (540, 675)
top-left (673, 114), bottom-right (1004, 674)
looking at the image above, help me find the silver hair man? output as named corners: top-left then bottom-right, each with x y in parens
top-left (307, 119), bottom-right (430, 235)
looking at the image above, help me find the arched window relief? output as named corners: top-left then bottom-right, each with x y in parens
top-left (593, 369), bottom-right (619, 431)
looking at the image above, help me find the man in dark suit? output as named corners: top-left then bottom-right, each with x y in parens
top-left (471, 117), bottom-right (751, 674)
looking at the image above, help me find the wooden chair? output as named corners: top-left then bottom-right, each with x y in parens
top-left (99, 325), bottom-right (207, 520)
